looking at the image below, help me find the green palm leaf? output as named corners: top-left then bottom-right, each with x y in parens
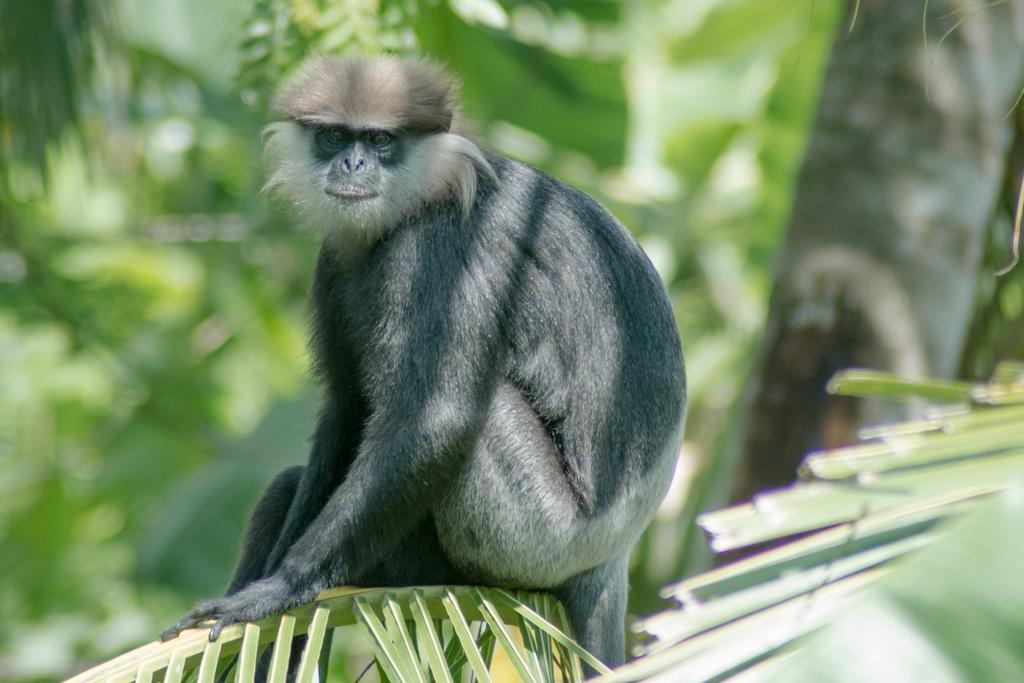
top-left (64, 586), bottom-right (608, 682)
top-left (608, 363), bottom-right (1024, 682)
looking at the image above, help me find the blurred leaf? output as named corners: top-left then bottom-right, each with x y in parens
top-left (828, 369), bottom-right (975, 404)
top-left (0, 0), bottom-right (109, 172)
top-left (54, 245), bottom-right (204, 318)
top-left (774, 486), bottom-right (1024, 682)
top-left (118, 0), bottom-right (245, 88)
top-left (449, 0), bottom-right (509, 30)
top-left (137, 392), bottom-right (316, 595)
top-left (416, 10), bottom-right (627, 168)
top-left (668, 0), bottom-right (802, 64)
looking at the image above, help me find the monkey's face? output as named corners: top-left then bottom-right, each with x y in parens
top-left (311, 125), bottom-right (395, 201)
top-left (264, 121), bottom-right (468, 240)
top-left (263, 56), bottom-right (495, 243)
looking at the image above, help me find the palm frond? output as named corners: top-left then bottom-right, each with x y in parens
top-left (64, 586), bottom-right (608, 682)
top-left (607, 363), bottom-right (1024, 682)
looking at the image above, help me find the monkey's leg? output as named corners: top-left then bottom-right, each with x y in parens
top-left (435, 383), bottom-right (630, 669)
top-left (553, 556), bottom-right (629, 673)
top-left (355, 516), bottom-right (467, 586)
top-left (226, 466), bottom-right (304, 596)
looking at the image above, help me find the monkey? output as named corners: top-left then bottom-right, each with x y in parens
top-left (162, 55), bottom-right (686, 670)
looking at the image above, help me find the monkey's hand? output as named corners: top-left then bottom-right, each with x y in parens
top-left (160, 576), bottom-right (314, 642)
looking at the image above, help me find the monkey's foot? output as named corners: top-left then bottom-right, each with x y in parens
top-left (160, 576), bottom-right (311, 642)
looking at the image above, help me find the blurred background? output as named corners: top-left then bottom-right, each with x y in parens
top-left (2, 0), bottom-right (1022, 680)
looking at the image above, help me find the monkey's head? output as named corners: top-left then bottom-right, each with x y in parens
top-left (264, 56), bottom-right (494, 242)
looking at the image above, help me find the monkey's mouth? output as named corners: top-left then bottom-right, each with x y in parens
top-left (325, 186), bottom-right (379, 200)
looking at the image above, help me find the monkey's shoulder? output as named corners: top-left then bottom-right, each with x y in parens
top-left (482, 155), bottom-right (606, 217)
top-left (476, 155), bottom-right (639, 251)
top-left (472, 155), bottom-right (661, 289)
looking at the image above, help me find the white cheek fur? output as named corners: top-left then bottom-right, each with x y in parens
top-left (262, 122), bottom-right (496, 243)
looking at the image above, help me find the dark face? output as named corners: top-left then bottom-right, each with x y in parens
top-left (310, 125), bottom-right (400, 200)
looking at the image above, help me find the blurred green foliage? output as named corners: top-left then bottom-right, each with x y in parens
top-left (0, 0), bottom-right (845, 679)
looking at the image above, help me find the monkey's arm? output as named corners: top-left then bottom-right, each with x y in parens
top-left (176, 222), bottom-right (510, 639)
top-left (254, 251), bottom-right (369, 578)
top-left (256, 395), bottom-right (353, 577)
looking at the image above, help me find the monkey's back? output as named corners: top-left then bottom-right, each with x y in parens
top-left (429, 156), bottom-right (685, 586)
top-left (488, 156), bottom-right (684, 495)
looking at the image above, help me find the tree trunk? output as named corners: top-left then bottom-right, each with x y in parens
top-left (732, 0), bottom-right (1024, 500)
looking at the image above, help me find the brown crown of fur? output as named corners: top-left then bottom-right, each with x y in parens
top-left (274, 56), bottom-right (459, 133)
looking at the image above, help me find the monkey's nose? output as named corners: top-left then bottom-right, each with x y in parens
top-left (342, 157), bottom-right (367, 174)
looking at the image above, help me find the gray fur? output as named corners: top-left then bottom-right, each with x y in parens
top-left (166, 56), bottom-right (686, 673)
top-left (274, 56), bottom-right (460, 133)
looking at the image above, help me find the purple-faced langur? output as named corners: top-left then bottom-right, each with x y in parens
top-left (163, 55), bottom-right (686, 671)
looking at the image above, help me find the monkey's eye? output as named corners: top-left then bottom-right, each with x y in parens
top-left (313, 127), bottom-right (350, 149)
top-left (323, 127), bottom-right (348, 145)
top-left (312, 127), bottom-right (353, 157)
top-left (367, 130), bottom-right (394, 147)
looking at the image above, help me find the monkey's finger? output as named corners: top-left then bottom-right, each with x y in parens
top-left (159, 626), bottom-right (182, 642)
top-left (208, 618), bottom-right (230, 642)
top-left (159, 619), bottom-right (196, 642)
top-left (162, 607), bottom-right (221, 641)
top-left (160, 621), bottom-right (205, 641)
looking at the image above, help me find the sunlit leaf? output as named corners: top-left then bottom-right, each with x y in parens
top-left (67, 587), bottom-right (591, 682)
top-left (448, 0), bottom-right (509, 30)
top-left (617, 369), bottom-right (1024, 682)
